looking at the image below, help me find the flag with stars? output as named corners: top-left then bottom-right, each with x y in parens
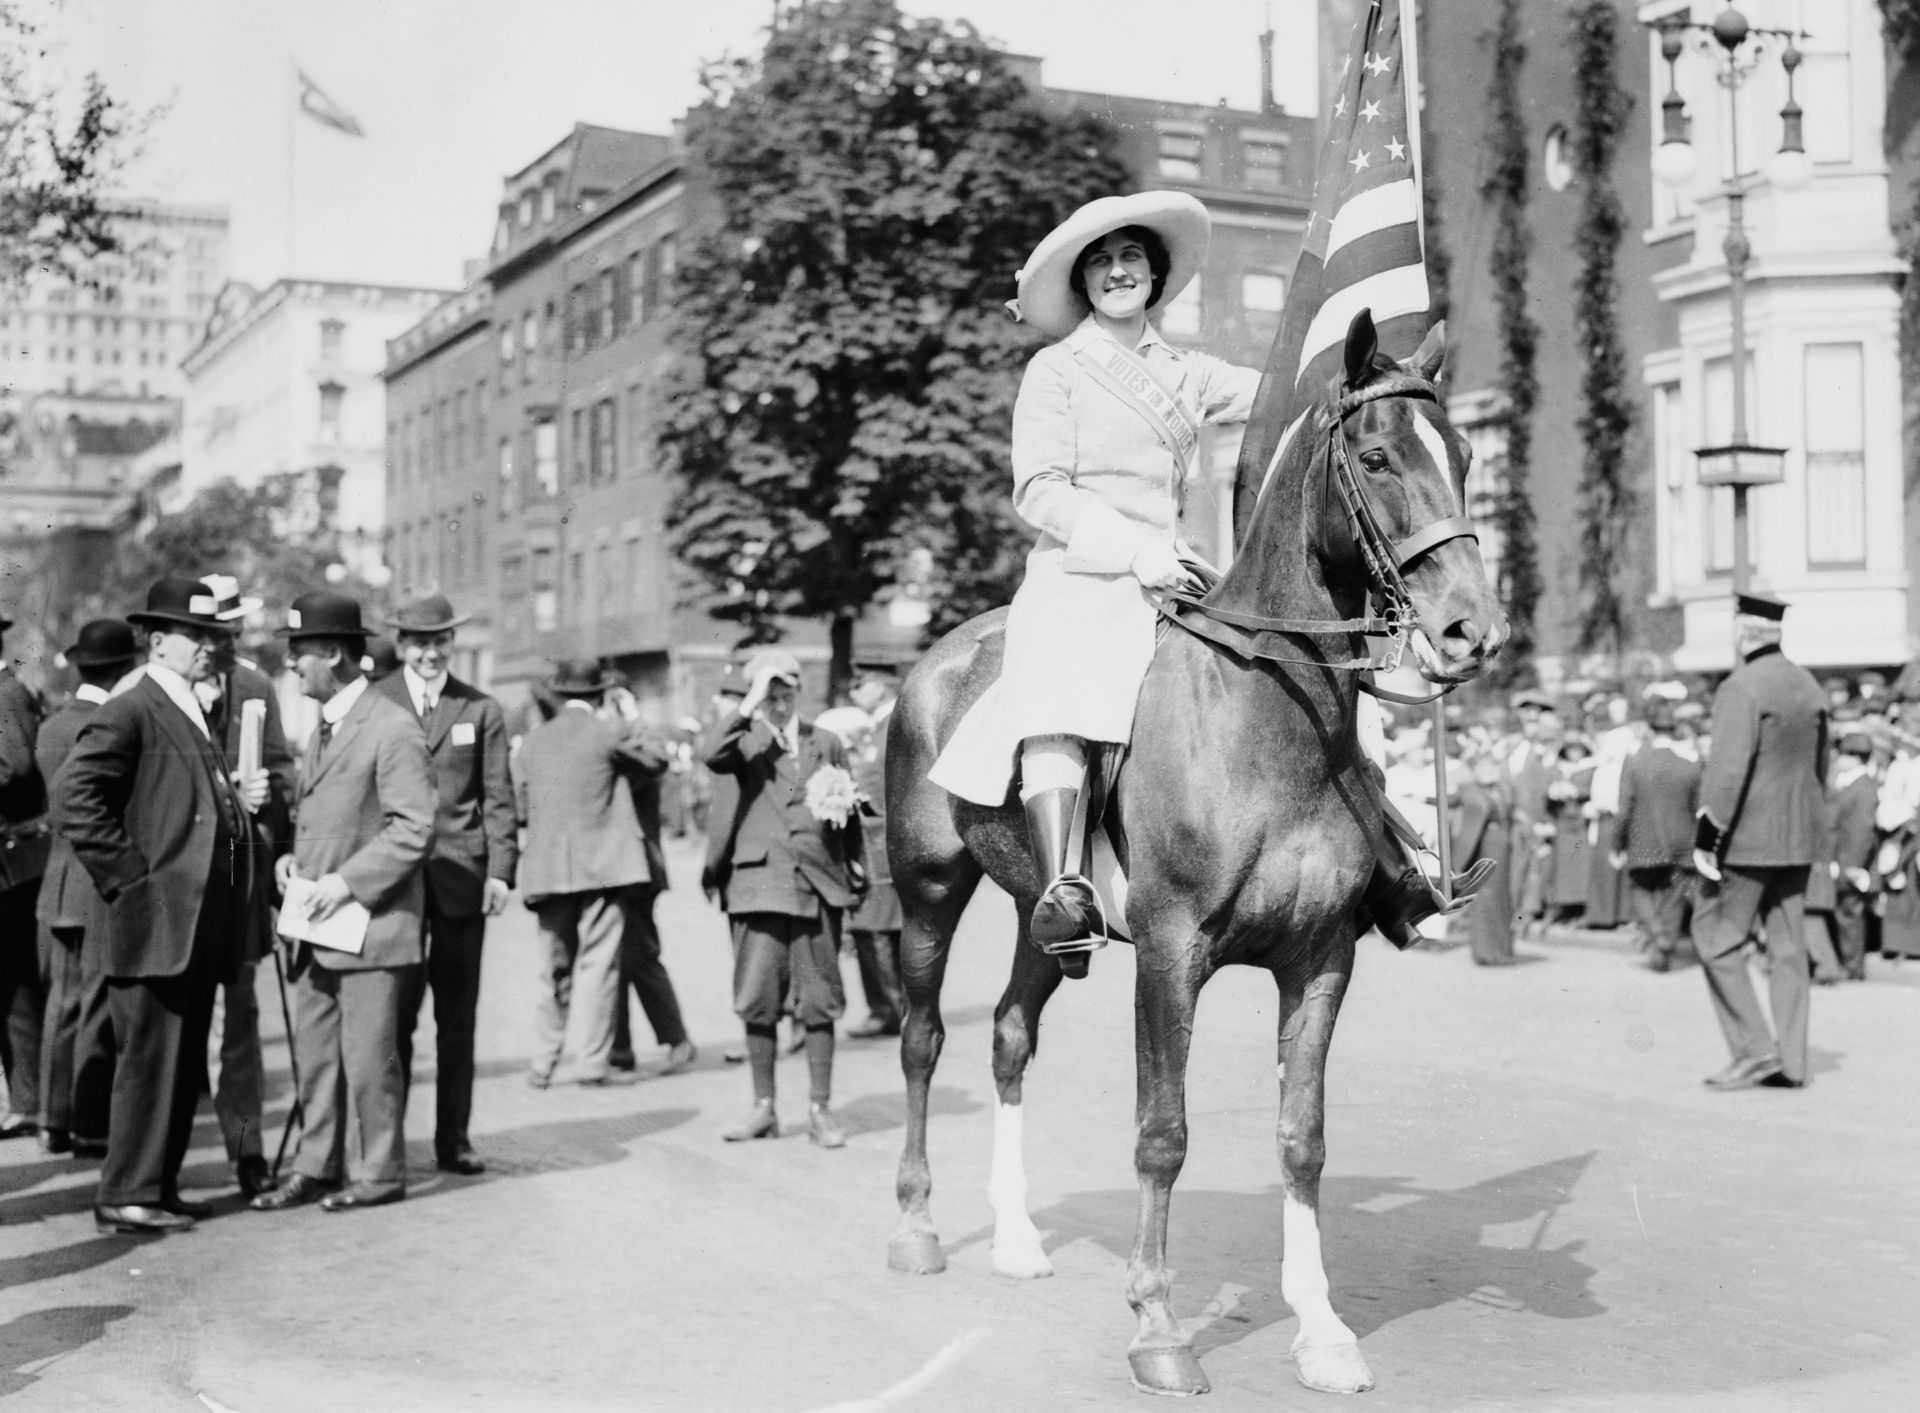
top-left (1232, 0), bottom-right (1428, 540)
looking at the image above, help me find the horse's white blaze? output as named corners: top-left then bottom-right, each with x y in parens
top-left (1281, 1192), bottom-right (1357, 1350)
top-left (989, 1100), bottom-right (1052, 1279)
top-left (1411, 414), bottom-right (1460, 515)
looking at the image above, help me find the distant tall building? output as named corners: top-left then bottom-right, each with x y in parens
top-left (181, 278), bottom-right (448, 574)
top-left (0, 200), bottom-right (229, 401)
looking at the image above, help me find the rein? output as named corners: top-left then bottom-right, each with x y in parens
top-left (1158, 371), bottom-right (1477, 682)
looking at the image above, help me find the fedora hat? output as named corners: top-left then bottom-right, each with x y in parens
top-left (1008, 191), bottom-right (1210, 340)
top-left (387, 592), bottom-right (471, 635)
top-left (127, 576), bottom-right (240, 635)
top-left (200, 573), bottom-right (262, 623)
top-left (64, 619), bottom-right (140, 668)
top-left (549, 657), bottom-right (616, 697)
top-left (275, 590), bottom-right (372, 643)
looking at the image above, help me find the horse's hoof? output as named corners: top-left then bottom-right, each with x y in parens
top-left (1128, 1346), bottom-right (1210, 1397)
top-left (887, 1230), bottom-right (948, 1275)
top-left (1293, 1340), bottom-right (1374, 1394)
top-left (989, 1237), bottom-right (1054, 1280)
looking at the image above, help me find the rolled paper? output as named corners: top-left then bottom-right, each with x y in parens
top-left (239, 697), bottom-right (265, 780)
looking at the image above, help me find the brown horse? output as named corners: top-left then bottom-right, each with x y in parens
top-left (882, 309), bottom-right (1506, 1397)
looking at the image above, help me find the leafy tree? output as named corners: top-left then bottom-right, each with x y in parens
top-left (1570, 0), bottom-right (1635, 660)
top-left (0, 4), bottom-right (138, 285)
top-left (658, 0), bottom-right (1131, 696)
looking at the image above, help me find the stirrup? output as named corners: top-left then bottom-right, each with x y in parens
top-left (1033, 875), bottom-right (1108, 956)
top-left (1425, 856), bottom-right (1497, 915)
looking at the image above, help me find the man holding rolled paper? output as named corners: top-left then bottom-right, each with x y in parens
top-left (54, 578), bottom-right (259, 1234)
top-left (252, 591), bottom-right (434, 1213)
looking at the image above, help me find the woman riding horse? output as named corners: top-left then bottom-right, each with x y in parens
top-left (929, 192), bottom-right (1481, 961)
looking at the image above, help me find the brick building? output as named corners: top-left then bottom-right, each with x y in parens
top-left (384, 55), bottom-right (1315, 713)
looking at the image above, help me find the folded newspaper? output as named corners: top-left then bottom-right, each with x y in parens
top-left (277, 876), bottom-right (370, 954)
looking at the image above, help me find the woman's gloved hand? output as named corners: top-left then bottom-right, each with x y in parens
top-left (1130, 542), bottom-right (1205, 594)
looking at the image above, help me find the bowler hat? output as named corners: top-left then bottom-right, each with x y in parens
top-left (387, 592), bottom-right (471, 635)
top-left (127, 577), bottom-right (239, 635)
top-left (275, 590), bottom-right (372, 642)
top-left (64, 619), bottom-right (140, 668)
top-left (360, 635), bottom-right (400, 680)
top-left (549, 658), bottom-right (616, 697)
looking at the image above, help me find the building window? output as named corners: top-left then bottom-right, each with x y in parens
top-left (499, 436), bottom-right (517, 515)
top-left (1241, 271), bottom-right (1285, 340)
top-left (1158, 277), bottom-right (1202, 339)
top-left (569, 407), bottom-right (587, 483)
top-left (499, 324), bottom-right (514, 366)
top-left (518, 194), bottom-right (534, 228)
top-left (522, 310), bottom-right (537, 356)
top-left (540, 185), bottom-right (556, 223)
top-left (532, 547), bottom-right (556, 632)
top-left (569, 549), bottom-right (585, 605)
top-left (318, 381), bottom-right (344, 444)
top-left (627, 385), bottom-right (646, 471)
top-left (657, 235), bottom-right (677, 295)
top-left (628, 251), bottom-right (647, 327)
top-left (1241, 131), bottom-right (1288, 190)
top-left (597, 268), bottom-right (617, 344)
top-left (591, 397), bottom-right (617, 484)
top-left (1801, 8), bottom-right (1852, 167)
top-left (1157, 122), bottom-right (1205, 182)
top-left (1804, 342), bottom-right (1867, 570)
top-left (533, 416), bottom-right (559, 498)
top-left (319, 318), bottom-right (344, 360)
top-left (596, 542), bottom-right (614, 608)
top-left (566, 283), bottom-right (586, 354)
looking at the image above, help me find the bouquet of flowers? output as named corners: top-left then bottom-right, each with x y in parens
top-left (805, 763), bottom-right (862, 828)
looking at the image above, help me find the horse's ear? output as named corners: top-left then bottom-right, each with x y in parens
top-left (1411, 319), bottom-right (1447, 382)
top-left (1343, 308), bottom-right (1378, 389)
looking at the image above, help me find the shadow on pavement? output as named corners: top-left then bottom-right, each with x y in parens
top-left (413, 1105), bottom-right (699, 1189)
top-left (832, 1085), bottom-right (983, 1138)
top-left (1009, 1151), bottom-right (1601, 1354)
top-left (0, 1304), bottom-right (134, 1398)
top-left (0, 1236), bottom-right (141, 1295)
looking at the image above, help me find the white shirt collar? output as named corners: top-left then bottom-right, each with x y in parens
top-left (403, 664), bottom-right (447, 713)
top-left (1073, 313), bottom-right (1173, 357)
top-left (75, 683), bottom-right (110, 705)
top-left (144, 660), bottom-right (210, 738)
top-left (321, 673), bottom-right (369, 726)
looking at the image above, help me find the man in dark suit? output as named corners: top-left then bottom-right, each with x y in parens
top-left (1691, 592), bottom-right (1828, 1090)
top-left (515, 660), bottom-right (664, 1086)
top-left (373, 594), bottom-right (518, 1175)
top-left (845, 663), bottom-right (904, 1039)
top-left (605, 680), bottom-right (696, 1079)
top-left (252, 592), bottom-right (435, 1213)
top-left (33, 621), bottom-right (138, 1156)
top-left (1826, 727), bottom-right (1879, 982)
top-left (193, 575), bottom-right (296, 1198)
top-left (704, 649), bottom-right (866, 1148)
top-left (54, 579), bottom-right (252, 1233)
top-left (1609, 701), bottom-right (1702, 973)
top-left (0, 608), bottom-right (49, 1140)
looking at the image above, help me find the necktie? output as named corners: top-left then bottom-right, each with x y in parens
top-left (318, 718), bottom-right (334, 752)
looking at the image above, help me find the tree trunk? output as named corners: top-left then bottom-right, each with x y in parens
top-left (829, 612), bottom-right (855, 706)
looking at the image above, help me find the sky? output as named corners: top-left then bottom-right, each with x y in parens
top-left (56, 0), bottom-right (1320, 293)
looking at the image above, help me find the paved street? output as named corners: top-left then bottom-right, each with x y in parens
top-left (4, 836), bottom-right (1918, 1412)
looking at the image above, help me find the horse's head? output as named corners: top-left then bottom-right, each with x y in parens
top-left (1323, 309), bottom-right (1507, 684)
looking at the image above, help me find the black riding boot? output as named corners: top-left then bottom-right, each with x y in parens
top-left (1359, 852), bottom-right (1498, 950)
top-left (1023, 787), bottom-right (1106, 955)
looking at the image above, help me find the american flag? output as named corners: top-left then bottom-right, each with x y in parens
top-left (1232, 0), bottom-right (1428, 541)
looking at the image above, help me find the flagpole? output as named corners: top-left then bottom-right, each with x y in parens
top-left (287, 60), bottom-right (297, 277)
top-left (1399, 0), bottom-right (1426, 251)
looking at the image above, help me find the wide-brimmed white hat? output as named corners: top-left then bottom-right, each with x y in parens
top-left (1008, 191), bottom-right (1210, 339)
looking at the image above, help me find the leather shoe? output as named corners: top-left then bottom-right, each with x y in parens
top-left (723, 1100), bottom-right (779, 1142)
top-left (807, 1103), bottom-right (848, 1149)
top-left (39, 1127), bottom-right (73, 1155)
top-left (96, 1202), bottom-right (194, 1234)
top-left (163, 1195), bottom-right (215, 1219)
top-left (0, 1115), bottom-right (37, 1141)
top-left (251, 1173), bottom-right (338, 1211)
top-left (1758, 1071), bottom-right (1807, 1089)
top-left (575, 1069), bottom-right (640, 1087)
top-left (436, 1147), bottom-right (486, 1176)
top-left (846, 1017), bottom-right (900, 1040)
top-left (237, 1156), bottom-right (277, 1199)
top-left (1704, 1056), bottom-right (1783, 1090)
top-left (320, 1181), bottom-right (406, 1212)
top-left (658, 1040), bottom-right (698, 1075)
top-left (70, 1135), bottom-right (109, 1159)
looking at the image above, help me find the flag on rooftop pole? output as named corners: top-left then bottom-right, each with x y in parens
top-left (1231, 0), bottom-right (1429, 542)
top-left (296, 68), bottom-right (365, 137)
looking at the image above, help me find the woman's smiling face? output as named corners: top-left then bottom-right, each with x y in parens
top-left (1079, 230), bottom-right (1153, 321)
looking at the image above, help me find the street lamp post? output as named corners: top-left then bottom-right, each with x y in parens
top-left (1649, 5), bottom-right (1811, 595)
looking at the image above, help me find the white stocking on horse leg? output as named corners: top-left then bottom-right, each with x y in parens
top-left (1282, 1193), bottom-right (1372, 1392)
top-left (989, 1101), bottom-right (1052, 1279)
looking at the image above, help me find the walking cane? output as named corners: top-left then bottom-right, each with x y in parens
top-left (269, 944), bottom-right (304, 1183)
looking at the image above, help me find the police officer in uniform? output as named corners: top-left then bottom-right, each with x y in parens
top-left (1691, 592), bottom-right (1827, 1090)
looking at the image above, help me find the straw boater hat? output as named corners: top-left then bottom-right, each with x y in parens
top-left (201, 573), bottom-right (262, 623)
top-left (127, 577), bottom-right (240, 635)
top-left (1008, 191), bottom-right (1211, 340)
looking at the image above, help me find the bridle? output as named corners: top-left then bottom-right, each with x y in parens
top-left (1159, 370), bottom-right (1479, 692)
